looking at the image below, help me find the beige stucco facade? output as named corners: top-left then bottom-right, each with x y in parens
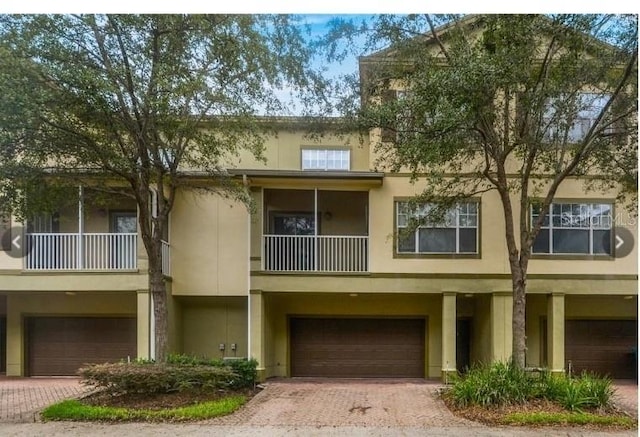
top-left (0, 126), bottom-right (637, 379)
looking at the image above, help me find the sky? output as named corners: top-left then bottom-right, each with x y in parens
top-left (0, 7), bottom-right (636, 115)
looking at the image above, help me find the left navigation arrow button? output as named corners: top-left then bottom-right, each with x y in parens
top-left (12, 235), bottom-right (21, 249)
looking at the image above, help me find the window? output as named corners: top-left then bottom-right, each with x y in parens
top-left (531, 202), bottom-right (612, 255)
top-left (543, 93), bottom-right (610, 143)
top-left (271, 212), bottom-right (316, 236)
top-left (396, 201), bottom-right (478, 254)
top-left (301, 149), bottom-right (350, 171)
top-left (395, 90), bottom-right (416, 143)
top-left (110, 212), bottom-right (137, 234)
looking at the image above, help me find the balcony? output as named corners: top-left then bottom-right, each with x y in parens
top-left (25, 233), bottom-right (137, 270)
top-left (261, 189), bottom-right (369, 273)
top-left (263, 235), bottom-right (368, 272)
top-left (21, 186), bottom-right (170, 275)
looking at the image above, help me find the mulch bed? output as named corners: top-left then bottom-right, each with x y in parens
top-left (82, 387), bottom-right (259, 410)
top-left (441, 396), bottom-right (637, 430)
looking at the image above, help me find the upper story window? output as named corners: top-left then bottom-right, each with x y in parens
top-left (396, 201), bottom-right (478, 254)
top-left (531, 202), bottom-right (612, 256)
top-left (543, 93), bottom-right (610, 143)
top-left (301, 148), bottom-right (350, 171)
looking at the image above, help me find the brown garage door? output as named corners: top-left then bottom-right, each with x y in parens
top-left (290, 318), bottom-right (425, 378)
top-left (27, 317), bottom-right (136, 376)
top-left (566, 320), bottom-right (637, 379)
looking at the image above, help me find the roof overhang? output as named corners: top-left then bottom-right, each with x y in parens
top-left (229, 169), bottom-right (384, 189)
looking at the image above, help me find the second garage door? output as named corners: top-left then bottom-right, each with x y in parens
top-left (566, 319), bottom-right (637, 379)
top-left (27, 317), bottom-right (137, 376)
top-left (290, 318), bottom-right (425, 378)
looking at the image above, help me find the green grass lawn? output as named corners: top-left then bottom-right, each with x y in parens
top-left (41, 395), bottom-right (246, 422)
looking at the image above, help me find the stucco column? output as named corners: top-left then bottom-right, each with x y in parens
top-left (5, 295), bottom-right (23, 376)
top-left (441, 292), bottom-right (457, 379)
top-left (249, 187), bottom-right (263, 272)
top-left (136, 290), bottom-right (150, 360)
top-left (491, 292), bottom-right (513, 362)
top-left (249, 290), bottom-right (265, 381)
top-left (547, 293), bottom-right (565, 374)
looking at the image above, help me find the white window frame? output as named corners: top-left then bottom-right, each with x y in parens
top-left (301, 148), bottom-right (350, 171)
top-left (543, 93), bottom-right (610, 143)
top-left (395, 90), bottom-right (420, 143)
top-left (531, 202), bottom-right (613, 255)
top-left (396, 201), bottom-right (478, 254)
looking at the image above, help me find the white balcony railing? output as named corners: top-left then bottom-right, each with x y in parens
top-left (25, 233), bottom-right (137, 271)
top-left (263, 235), bottom-right (368, 272)
top-left (161, 240), bottom-right (171, 276)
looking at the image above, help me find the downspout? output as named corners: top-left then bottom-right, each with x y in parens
top-left (243, 174), bottom-right (252, 359)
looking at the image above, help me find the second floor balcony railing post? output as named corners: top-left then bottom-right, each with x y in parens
top-left (77, 186), bottom-right (84, 269)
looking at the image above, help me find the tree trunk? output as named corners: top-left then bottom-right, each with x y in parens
top-left (148, 240), bottom-right (168, 362)
top-left (494, 170), bottom-right (528, 369)
top-left (511, 266), bottom-right (527, 368)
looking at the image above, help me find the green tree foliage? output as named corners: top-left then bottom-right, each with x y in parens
top-left (0, 14), bottom-right (327, 361)
top-left (325, 14), bottom-right (638, 367)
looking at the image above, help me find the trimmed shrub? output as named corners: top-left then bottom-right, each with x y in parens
top-left (224, 359), bottom-right (258, 389)
top-left (78, 363), bottom-right (235, 394)
top-left (165, 354), bottom-right (258, 388)
top-left (78, 356), bottom-right (258, 394)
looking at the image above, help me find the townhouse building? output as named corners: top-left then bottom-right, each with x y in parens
top-left (0, 17), bottom-right (637, 381)
top-left (0, 119), bottom-right (636, 379)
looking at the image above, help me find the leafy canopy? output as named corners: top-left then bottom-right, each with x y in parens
top-left (327, 14), bottom-right (637, 211)
top-left (0, 14), bottom-right (328, 218)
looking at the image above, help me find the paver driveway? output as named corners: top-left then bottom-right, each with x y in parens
top-left (0, 377), bottom-right (87, 422)
top-left (0, 375), bottom-right (636, 433)
top-left (213, 378), bottom-right (479, 428)
top-left (612, 380), bottom-right (639, 417)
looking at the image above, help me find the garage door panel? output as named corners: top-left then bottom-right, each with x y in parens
top-left (290, 318), bottom-right (425, 378)
top-left (27, 317), bottom-right (136, 376)
top-left (566, 320), bottom-right (637, 379)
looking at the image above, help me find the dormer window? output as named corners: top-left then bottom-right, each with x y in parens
top-left (301, 148), bottom-right (350, 171)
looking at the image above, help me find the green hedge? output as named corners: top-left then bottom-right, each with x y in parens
top-left (166, 355), bottom-right (258, 389)
top-left (78, 356), bottom-right (258, 394)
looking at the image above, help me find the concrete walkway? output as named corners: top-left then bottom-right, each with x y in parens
top-left (0, 422), bottom-right (637, 436)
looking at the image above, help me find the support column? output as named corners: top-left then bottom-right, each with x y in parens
top-left (491, 292), bottom-right (513, 362)
top-left (547, 293), bottom-right (565, 374)
top-left (313, 188), bottom-right (318, 271)
top-left (136, 290), bottom-right (150, 360)
top-left (5, 295), bottom-right (23, 376)
top-left (441, 292), bottom-right (457, 379)
top-left (249, 290), bottom-right (266, 381)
